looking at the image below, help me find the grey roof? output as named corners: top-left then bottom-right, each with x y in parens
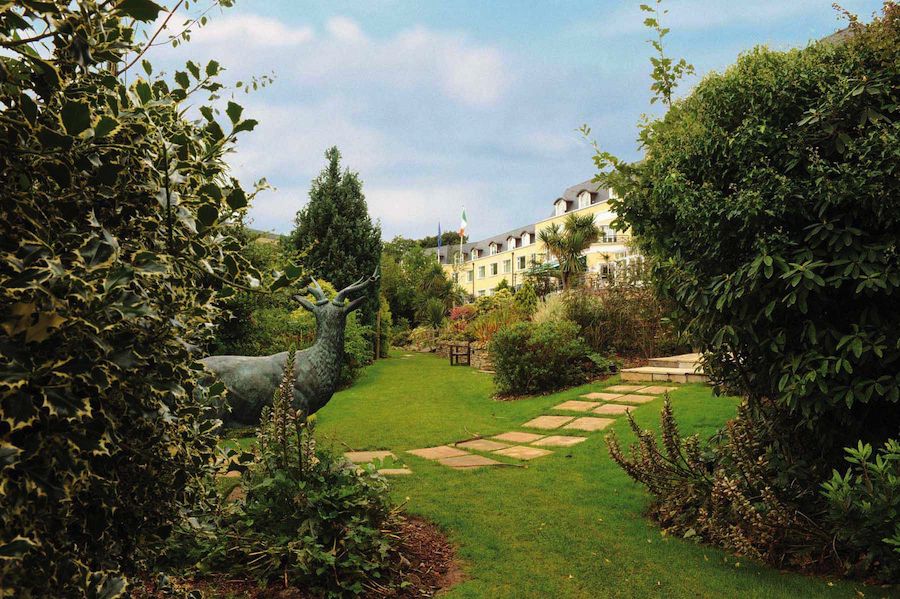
top-left (426, 177), bottom-right (609, 263)
top-left (551, 179), bottom-right (609, 216)
top-left (427, 222), bottom-right (536, 264)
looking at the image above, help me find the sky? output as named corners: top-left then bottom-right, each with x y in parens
top-left (148, 0), bottom-right (884, 241)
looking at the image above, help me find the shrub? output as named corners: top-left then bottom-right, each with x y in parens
top-left (0, 3), bottom-right (270, 594)
top-left (341, 312), bottom-right (374, 387)
top-left (533, 293), bottom-right (566, 324)
top-left (418, 297), bottom-right (447, 329)
top-left (821, 439), bottom-right (900, 581)
top-left (172, 353), bottom-right (402, 596)
top-left (562, 283), bottom-right (683, 359)
top-left (490, 320), bottom-right (591, 395)
top-left (514, 282), bottom-right (539, 319)
top-left (603, 5), bottom-right (900, 581)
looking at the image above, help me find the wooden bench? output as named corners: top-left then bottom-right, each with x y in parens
top-left (449, 343), bottom-right (471, 366)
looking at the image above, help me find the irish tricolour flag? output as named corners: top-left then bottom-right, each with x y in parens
top-left (459, 207), bottom-right (467, 240)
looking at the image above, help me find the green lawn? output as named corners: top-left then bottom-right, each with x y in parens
top-left (267, 352), bottom-right (890, 598)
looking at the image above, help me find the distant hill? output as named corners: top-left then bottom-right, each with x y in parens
top-left (248, 228), bottom-right (284, 244)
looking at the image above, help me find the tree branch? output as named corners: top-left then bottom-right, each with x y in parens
top-left (116, 0), bottom-right (186, 76)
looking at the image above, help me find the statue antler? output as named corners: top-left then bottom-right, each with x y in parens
top-left (307, 277), bottom-right (329, 305)
top-left (334, 267), bottom-right (379, 306)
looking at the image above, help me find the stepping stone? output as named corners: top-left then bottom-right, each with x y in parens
top-left (408, 445), bottom-right (469, 460)
top-left (456, 439), bottom-right (511, 452)
top-left (378, 468), bottom-right (413, 476)
top-left (532, 435), bottom-right (587, 448)
top-left (493, 446), bottom-right (553, 460)
top-left (606, 384), bottom-right (647, 393)
top-left (553, 400), bottom-right (601, 412)
top-left (610, 394), bottom-right (657, 405)
top-left (492, 431), bottom-right (545, 443)
top-left (639, 385), bottom-right (677, 395)
top-left (581, 392), bottom-right (622, 401)
top-left (593, 404), bottom-right (633, 416)
top-left (494, 445), bottom-right (553, 460)
top-left (438, 454), bottom-right (503, 469)
top-left (563, 417), bottom-right (615, 432)
top-left (344, 450), bottom-right (395, 463)
top-left (522, 415), bottom-right (575, 430)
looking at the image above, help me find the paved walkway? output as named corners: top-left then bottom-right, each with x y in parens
top-left (344, 384), bottom-right (677, 472)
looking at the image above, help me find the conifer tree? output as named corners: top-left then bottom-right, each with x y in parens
top-left (291, 147), bottom-right (382, 328)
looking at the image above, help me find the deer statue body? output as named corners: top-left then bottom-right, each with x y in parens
top-left (201, 272), bottom-right (378, 425)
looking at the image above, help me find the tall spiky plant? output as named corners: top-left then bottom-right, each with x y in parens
top-left (258, 349), bottom-right (315, 476)
top-left (538, 213), bottom-right (601, 289)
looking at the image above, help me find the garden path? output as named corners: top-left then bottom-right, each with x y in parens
top-left (344, 383), bottom-right (677, 472)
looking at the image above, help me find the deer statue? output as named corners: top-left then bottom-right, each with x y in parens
top-left (201, 270), bottom-right (379, 426)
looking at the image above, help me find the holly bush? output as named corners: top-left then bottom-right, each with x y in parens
top-left (0, 2), bottom-right (286, 595)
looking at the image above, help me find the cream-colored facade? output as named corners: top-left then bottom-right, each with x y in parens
top-left (431, 179), bottom-right (640, 298)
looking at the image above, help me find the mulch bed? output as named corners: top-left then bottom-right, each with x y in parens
top-left (135, 516), bottom-right (462, 598)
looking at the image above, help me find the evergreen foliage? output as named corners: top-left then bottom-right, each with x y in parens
top-left (0, 1), bottom-right (283, 594)
top-left (601, 4), bottom-right (900, 581)
top-left (290, 147), bottom-right (382, 328)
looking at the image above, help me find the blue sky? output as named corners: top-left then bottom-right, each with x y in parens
top-left (150, 0), bottom-right (883, 241)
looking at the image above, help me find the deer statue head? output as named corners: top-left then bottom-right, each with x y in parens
top-left (293, 268), bottom-right (380, 333)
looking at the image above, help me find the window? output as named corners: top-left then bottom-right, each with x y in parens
top-left (578, 191), bottom-right (591, 209)
top-left (507, 236), bottom-right (516, 249)
top-left (471, 249), bottom-right (478, 260)
top-left (467, 270), bottom-right (474, 282)
top-left (489, 243), bottom-right (498, 256)
top-left (554, 200), bottom-right (566, 216)
top-left (478, 290), bottom-right (486, 297)
top-left (600, 226), bottom-right (616, 243)
top-left (517, 256), bottom-right (526, 270)
top-left (477, 266), bottom-right (485, 279)
top-left (490, 263), bottom-right (498, 276)
top-left (503, 260), bottom-right (511, 274)
top-left (522, 232), bottom-right (530, 245)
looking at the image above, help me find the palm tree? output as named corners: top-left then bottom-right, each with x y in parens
top-left (538, 213), bottom-right (601, 290)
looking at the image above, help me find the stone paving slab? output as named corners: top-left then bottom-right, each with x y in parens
top-left (610, 394), bottom-right (657, 405)
top-left (344, 450), bottom-right (395, 463)
top-left (563, 416), bottom-right (615, 432)
top-left (593, 404), bottom-right (633, 416)
top-left (531, 435), bottom-right (588, 448)
top-left (456, 439), bottom-right (511, 452)
top-left (581, 392), bottom-right (623, 401)
top-left (605, 384), bottom-right (648, 393)
top-left (378, 468), bottom-right (413, 475)
top-left (639, 385), bottom-right (677, 395)
top-left (522, 415), bottom-right (575, 430)
top-left (493, 446), bottom-right (553, 460)
top-left (492, 431), bottom-right (545, 443)
top-left (438, 454), bottom-right (504, 469)
top-left (553, 400), bottom-right (601, 412)
top-left (408, 445), bottom-right (469, 460)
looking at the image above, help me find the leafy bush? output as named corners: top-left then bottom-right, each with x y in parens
top-left (341, 312), bottom-right (374, 387)
top-left (602, 5), bottom-right (900, 581)
top-left (562, 282), bottom-right (683, 359)
top-left (418, 296), bottom-right (447, 329)
top-left (0, 3), bottom-right (275, 595)
top-left (514, 282), bottom-right (539, 319)
top-left (173, 353), bottom-right (402, 596)
top-left (822, 439), bottom-right (900, 581)
top-left (490, 320), bottom-right (591, 395)
top-left (608, 401), bottom-right (826, 570)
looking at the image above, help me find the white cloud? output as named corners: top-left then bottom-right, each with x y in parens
top-left (325, 16), bottom-right (366, 43)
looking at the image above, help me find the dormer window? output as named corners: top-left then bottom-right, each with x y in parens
top-left (507, 236), bottom-right (516, 249)
top-left (489, 243), bottom-right (498, 256)
top-left (471, 249), bottom-right (479, 260)
top-left (578, 191), bottom-right (591, 209)
top-left (522, 232), bottom-right (530, 246)
top-left (554, 199), bottom-right (566, 216)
